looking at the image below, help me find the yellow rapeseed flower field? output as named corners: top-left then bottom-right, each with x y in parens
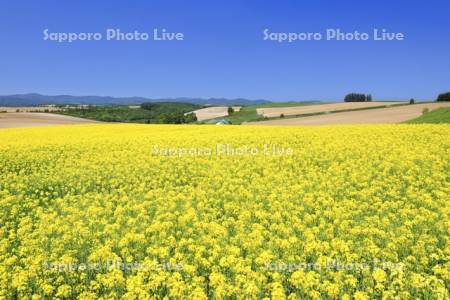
top-left (0, 124), bottom-right (449, 299)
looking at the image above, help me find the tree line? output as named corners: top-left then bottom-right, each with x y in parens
top-left (344, 92), bottom-right (450, 102)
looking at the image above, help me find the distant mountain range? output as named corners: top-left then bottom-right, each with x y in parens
top-left (0, 93), bottom-right (271, 106)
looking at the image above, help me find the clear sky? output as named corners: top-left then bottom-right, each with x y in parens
top-left (0, 0), bottom-right (449, 101)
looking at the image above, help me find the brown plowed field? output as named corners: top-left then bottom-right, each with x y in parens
top-left (256, 102), bottom-right (403, 118)
top-left (249, 103), bottom-right (450, 126)
top-left (0, 113), bottom-right (99, 128)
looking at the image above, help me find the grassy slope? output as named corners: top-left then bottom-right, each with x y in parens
top-left (405, 107), bottom-right (450, 124)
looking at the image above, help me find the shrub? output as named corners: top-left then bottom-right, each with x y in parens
top-left (280, 113), bottom-right (285, 118)
top-left (184, 112), bottom-right (198, 123)
top-left (422, 108), bottom-right (429, 115)
top-left (410, 99), bottom-right (415, 104)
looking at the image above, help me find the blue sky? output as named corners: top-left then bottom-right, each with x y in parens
top-left (0, 0), bottom-right (449, 101)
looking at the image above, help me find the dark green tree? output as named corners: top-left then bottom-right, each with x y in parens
top-left (437, 92), bottom-right (450, 102)
top-left (184, 112), bottom-right (197, 123)
top-left (344, 93), bottom-right (367, 102)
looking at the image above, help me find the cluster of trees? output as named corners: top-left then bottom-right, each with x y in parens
top-left (59, 105), bottom-right (154, 122)
top-left (59, 102), bottom-right (200, 124)
top-left (140, 102), bottom-right (199, 113)
top-left (344, 93), bottom-right (372, 102)
top-left (140, 102), bottom-right (199, 124)
top-left (437, 92), bottom-right (450, 102)
top-left (155, 112), bottom-right (197, 124)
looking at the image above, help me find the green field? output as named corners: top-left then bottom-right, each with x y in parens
top-left (405, 107), bottom-right (450, 124)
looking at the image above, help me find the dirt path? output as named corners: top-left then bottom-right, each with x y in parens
top-left (248, 103), bottom-right (450, 126)
top-left (0, 113), bottom-right (99, 128)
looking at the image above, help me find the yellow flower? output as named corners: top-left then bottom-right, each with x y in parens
top-left (354, 291), bottom-right (369, 300)
top-left (372, 269), bottom-right (387, 283)
top-left (56, 284), bottom-right (71, 298)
